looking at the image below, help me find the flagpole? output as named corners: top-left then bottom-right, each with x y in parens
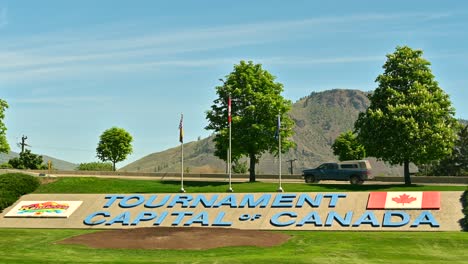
top-left (227, 95), bottom-right (233, 192)
top-left (277, 113), bottom-right (283, 192)
top-left (181, 141), bottom-right (185, 193)
top-left (179, 113), bottom-right (185, 193)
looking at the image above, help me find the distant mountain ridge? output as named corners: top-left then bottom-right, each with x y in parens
top-left (0, 151), bottom-right (77, 170)
top-left (120, 89), bottom-right (411, 176)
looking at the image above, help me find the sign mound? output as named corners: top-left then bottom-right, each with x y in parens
top-left (58, 227), bottom-right (291, 250)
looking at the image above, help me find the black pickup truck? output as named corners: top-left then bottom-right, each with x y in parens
top-left (302, 160), bottom-right (373, 185)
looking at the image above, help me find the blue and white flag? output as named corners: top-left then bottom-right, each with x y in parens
top-left (274, 114), bottom-right (281, 140)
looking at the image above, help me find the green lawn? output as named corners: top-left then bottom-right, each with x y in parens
top-left (1, 177), bottom-right (465, 264)
top-left (0, 229), bottom-right (466, 264)
top-left (34, 177), bottom-right (467, 193)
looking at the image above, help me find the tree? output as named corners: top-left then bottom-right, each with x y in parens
top-left (96, 127), bottom-right (133, 171)
top-left (354, 46), bottom-right (459, 184)
top-left (428, 124), bottom-right (468, 176)
top-left (8, 149), bottom-right (46, 169)
top-left (444, 124), bottom-right (468, 175)
top-left (206, 61), bottom-right (295, 182)
top-left (332, 130), bottom-right (366, 161)
top-left (0, 99), bottom-right (9, 154)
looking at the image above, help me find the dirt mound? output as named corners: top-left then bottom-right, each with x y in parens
top-left (58, 227), bottom-right (291, 250)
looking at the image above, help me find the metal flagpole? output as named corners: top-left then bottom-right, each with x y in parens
top-left (277, 113), bottom-right (284, 192)
top-left (179, 113), bottom-right (185, 193)
top-left (227, 95), bottom-right (233, 192)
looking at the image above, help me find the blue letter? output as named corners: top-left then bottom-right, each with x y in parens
top-left (83, 211), bottom-right (110, 225)
top-left (325, 211), bottom-right (353, 227)
top-left (103, 195), bottom-right (125, 208)
top-left (411, 211), bottom-right (440, 227)
top-left (212, 211), bottom-right (232, 226)
top-left (352, 211), bottom-right (380, 227)
top-left (153, 211), bottom-right (168, 226)
top-left (296, 193), bottom-right (322, 208)
top-left (120, 195), bottom-right (145, 208)
top-left (105, 212), bottom-right (131, 226)
top-left (272, 194), bottom-right (296, 208)
top-left (296, 212), bottom-right (322, 226)
top-left (168, 195), bottom-right (193, 208)
top-left (324, 194), bottom-right (346, 208)
top-left (184, 211), bottom-right (209, 226)
top-left (190, 194), bottom-right (219, 208)
top-left (214, 195), bottom-right (238, 208)
top-left (171, 211), bottom-right (193, 225)
top-left (270, 212), bottom-right (296, 227)
top-left (383, 211), bottom-right (410, 227)
top-left (131, 212), bottom-right (157, 225)
top-left (239, 194), bottom-right (271, 208)
top-left (145, 195), bottom-right (170, 208)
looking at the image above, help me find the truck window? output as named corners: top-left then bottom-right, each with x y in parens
top-left (341, 164), bottom-right (358, 169)
top-left (317, 164), bottom-right (327, 169)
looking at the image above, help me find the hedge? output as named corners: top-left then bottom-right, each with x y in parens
top-left (0, 173), bottom-right (40, 213)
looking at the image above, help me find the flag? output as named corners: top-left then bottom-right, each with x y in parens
top-left (367, 191), bottom-right (440, 210)
top-left (274, 114), bottom-right (280, 140)
top-left (228, 96), bottom-right (231, 124)
top-left (179, 114), bottom-right (184, 143)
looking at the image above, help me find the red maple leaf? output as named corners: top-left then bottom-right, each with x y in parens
top-left (392, 194), bottom-right (417, 205)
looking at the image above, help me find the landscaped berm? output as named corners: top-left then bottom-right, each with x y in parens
top-left (1, 175), bottom-right (467, 263)
top-left (58, 227), bottom-right (291, 250)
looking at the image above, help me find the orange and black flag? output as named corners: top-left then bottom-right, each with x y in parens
top-left (179, 113), bottom-right (184, 143)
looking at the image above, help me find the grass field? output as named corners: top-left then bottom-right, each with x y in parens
top-left (0, 177), bottom-right (466, 264)
top-left (0, 229), bottom-right (466, 264)
top-left (34, 177), bottom-right (468, 193)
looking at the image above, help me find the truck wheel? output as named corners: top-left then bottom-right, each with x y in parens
top-left (305, 175), bottom-right (316, 183)
top-left (350, 176), bottom-right (363, 185)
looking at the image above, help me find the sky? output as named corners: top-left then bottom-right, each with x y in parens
top-left (1, 0), bottom-right (468, 167)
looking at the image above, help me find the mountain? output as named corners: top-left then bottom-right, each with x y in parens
top-left (120, 89), bottom-right (407, 176)
top-left (0, 151), bottom-right (78, 170)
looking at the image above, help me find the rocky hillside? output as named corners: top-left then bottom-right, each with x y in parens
top-left (121, 89), bottom-right (406, 176)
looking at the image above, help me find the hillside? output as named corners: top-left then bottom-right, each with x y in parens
top-left (121, 89), bottom-right (407, 176)
top-left (0, 151), bottom-right (78, 170)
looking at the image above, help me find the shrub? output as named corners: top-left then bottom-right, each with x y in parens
top-left (0, 163), bottom-right (12, 169)
top-left (77, 162), bottom-right (113, 171)
top-left (232, 160), bottom-right (248, 174)
top-left (0, 173), bottom-right (40, 212)
top-left (462, 190), bottom-right (468, 231)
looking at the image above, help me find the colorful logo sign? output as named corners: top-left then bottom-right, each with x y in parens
top-left (18, 201), bottom-right (70, 215)
top-left (5, 201), bottom-right (83, 218)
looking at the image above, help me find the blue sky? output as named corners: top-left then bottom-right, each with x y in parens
top-left (1, 0), bottom-right (468, 167)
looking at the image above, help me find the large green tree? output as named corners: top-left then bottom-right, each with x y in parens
top-left (96, 127), bottom-right (133, 171)
top-left (354, 46), bottom-right (458, 184)
top-left (0, 99), bottom-right (9, 154)
top-left (206, 61), bottom-right (295, 182)
top-left (332, 130), bottom-right (366, 161)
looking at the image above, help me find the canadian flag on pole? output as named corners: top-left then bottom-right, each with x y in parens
top-left (367, 191), bottom-right (440, 210)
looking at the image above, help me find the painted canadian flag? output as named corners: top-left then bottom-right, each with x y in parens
top-left (367, 191), bottom-right (440, 210)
